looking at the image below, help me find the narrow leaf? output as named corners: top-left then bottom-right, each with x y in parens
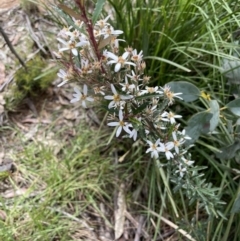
top-left (144, 56), bottom-right (191, 72)
top-left (58, 4), bottom-right (83, 21)
top-left (231, 192), bottom-right (240, 213)
top-left (92, 0), bottom-right (106, 24)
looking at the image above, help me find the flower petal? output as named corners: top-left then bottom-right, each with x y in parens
top-left (111, 84), bottom-right (117, 95)
top-left (114, 63), bottom-right (121, 72)
top-left (116, 126), bottom-right (122, 137)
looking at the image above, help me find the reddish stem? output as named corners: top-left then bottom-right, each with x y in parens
top-left (75, 0), bottom-right (106, 74)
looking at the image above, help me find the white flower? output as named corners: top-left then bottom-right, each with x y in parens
top-left (140, 86), bottom-right (162, 95)
top-left (158, 142), bottom-right (174, 160)
top-left (72, 18), bottom-right (83, 28)
top-left (175, 164), bottom-right (187, 178)
top-left (57, 38), bottom-right (88, 56)
top-left (94, 86), bottom-right (105, 96)
top-left (65, 29), bottom-right (80, 41)
top-left (80, 59), bottom-right (92, 75)
top-left (58, 26), bottom-right (72, 38)
top-left (161, 111), bottom-right (182, 124)
top-left (129, 129), bottom-right (138, 141)
top-left (106, 51), bottom-right (136, 72)
top-left (95, 15), bottom-right (111, 29)
top-left (101, 26), bottom-right (123, 39)
top-left (126, 70), bottom-right (142, 83)
top-left (172, 131), bottom-right (185, 154)
top-left (181, 156), bottom-right (194, 166)
top-left (110, 37), bottom-right (125, 53)
top-left (70, 85), bottom-right (94, 108)
top-left (120, 76), bottom-right (135, 93)
top-left (178, 129), bottom-right (191, 140)
top-left (57, 69), bottom-right (71, 87)
top-left (107, 110), bottom-right (132, 137)
top-left (104, 84), bottom-right (133, 109)
top-left (131, 49), bottom-right (143, 62)
top-left (146, 139), bottom-right (162, 159)
top-left (161, 85), bottom-right (182, 105)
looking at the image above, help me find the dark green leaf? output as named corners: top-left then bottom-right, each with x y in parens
top-left (216, 139), bottom-right (240, 159)
top-left (185, 112), bottom-right (213, 145)
top-left (221, 58), bottom-right (240, 85)
top-left (208, 100), bottom-right (220, 132)
top-left (226, 99), bottom-right (240, 116)
top-left (131, 102), bottom-right (148, 115)
top-left (231, 192), bottom-right (240, 213)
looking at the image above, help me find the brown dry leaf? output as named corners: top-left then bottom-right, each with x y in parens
top-left (63, 109), bottom-right (78, 120)
top-left (58, 4), bottom-right (83, 21)
top-left (98, 36), bottom-right (112, 50)
top-left (114, 184), bottom-right (126, 240)
top-left (0, 62), bottom-right (5, 85)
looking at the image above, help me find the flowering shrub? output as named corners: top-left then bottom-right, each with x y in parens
top-left (54, 0), bottom-right (226, 217)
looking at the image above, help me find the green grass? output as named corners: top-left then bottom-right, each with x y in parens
top-left (0, 124), bottom-right (114, 240)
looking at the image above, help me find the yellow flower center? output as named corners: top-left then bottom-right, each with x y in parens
top-left (113, 94), bottom-right (120, 102)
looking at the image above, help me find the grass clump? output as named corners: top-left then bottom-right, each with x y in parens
top-left (0, 123), bottom-right (113, 240)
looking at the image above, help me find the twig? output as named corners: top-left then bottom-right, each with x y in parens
top-left (125, 211), bottom-right (150, 239)
top-left (134, 215), bottom-right (146, 241)
top-left (74, 0), bottom-right (106, 74)
top-left (0, 26), bottom-right (27, 70)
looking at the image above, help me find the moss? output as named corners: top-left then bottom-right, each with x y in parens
top-left (5, 56), bottom-right (57, 110)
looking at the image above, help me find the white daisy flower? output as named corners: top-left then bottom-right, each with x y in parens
top-left (107, 109), bottom-right (132, 137)
top-left (106, 51), bottom-right (136, 72)
top-left (146, 139), bottom-right (162, 159)
top-left (70, 85), bottom-right (94, 108)
top-left (57, 38), bottom-right (88, 56)
top-left (181, 156), bottom-right (194, 166)
top-left (161, 111), bottom-right (182, 124)
top-left (104, 84), bottom-right (133, 109)
top-left (158, 142), bottom-right (175, 160)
